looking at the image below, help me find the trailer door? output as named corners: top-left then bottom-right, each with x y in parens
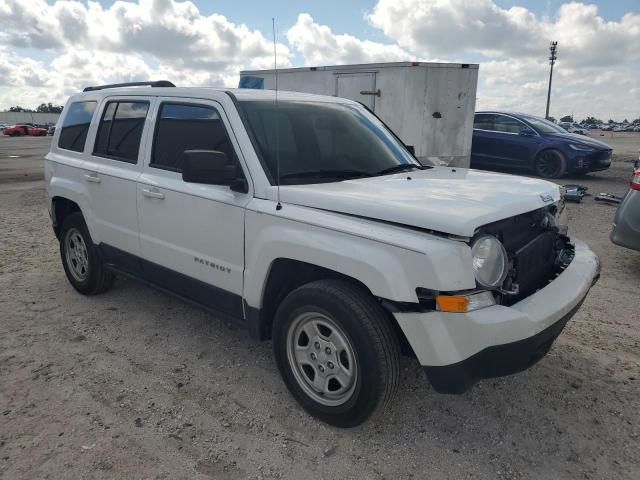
top-left (335, 73), bottom-right (378, 110)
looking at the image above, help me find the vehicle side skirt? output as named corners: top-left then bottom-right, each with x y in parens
top-left (98, 244), bottom-right (246, 328)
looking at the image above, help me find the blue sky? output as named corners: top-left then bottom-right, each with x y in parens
top-left (2, 0), bottom-right (639, 119)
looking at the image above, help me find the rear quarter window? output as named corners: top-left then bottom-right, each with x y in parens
top-left (58, 101), bottom-right (97, 152)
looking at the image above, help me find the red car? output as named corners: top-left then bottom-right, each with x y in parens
top-left (3, 124), bottom-right (48, 136)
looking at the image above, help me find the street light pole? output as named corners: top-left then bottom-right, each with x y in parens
top-left (545, 41), bottom-right (558, 120)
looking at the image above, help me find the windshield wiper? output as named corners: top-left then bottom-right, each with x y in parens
top-left (279, 169), bottom-right (371, 181)
top-left (376, 163), bottom-right (425, 176)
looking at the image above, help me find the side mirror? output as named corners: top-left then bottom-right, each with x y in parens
top-left (405, 145), bottom-right (416, 155)
top-left (182, 150), bottom-right (247, 192)
top-left (518, 128), bottom-right (534, 137)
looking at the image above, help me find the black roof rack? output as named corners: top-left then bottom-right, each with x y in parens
top-left (82, 80), bottom-right (176, 92)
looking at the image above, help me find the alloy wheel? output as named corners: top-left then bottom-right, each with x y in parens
top-left (286, 312), bottom-right (358, 407)
top-left (64, 228), bottom-right (90, 282)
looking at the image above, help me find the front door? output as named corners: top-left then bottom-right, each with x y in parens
top-left (137, 98), bottom-right (250, 318)
top-left (335, 73), bottom-right (377, 110)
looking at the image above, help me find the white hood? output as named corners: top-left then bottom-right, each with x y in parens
top-left (279, 167), bottom-right (560, 237)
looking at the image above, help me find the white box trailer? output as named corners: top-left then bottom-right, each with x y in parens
top-left (239, 62), bottom-right (479, 167)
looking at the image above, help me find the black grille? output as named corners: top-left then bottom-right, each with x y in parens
top-left (479, 208), bottom-right (571, 305)
top-left (513, 231), bottom-right (557, 297)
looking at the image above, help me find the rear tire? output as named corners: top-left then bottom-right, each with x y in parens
top-left (272, 279), bottom-right (400, 427)
top-left (59, 212), bottom-right (114, 295)
top-left (535, 149), bottom-right (566, 178)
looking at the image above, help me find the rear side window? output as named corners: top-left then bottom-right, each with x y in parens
top-left (151, 103), bottom-right (236, 172)
top-left (473, 113), bottom-right (495, 131)
top-left (58, 101), bottom-right (97, 152)
top-left (94, 101), bottom-right (149, 163)
top-left (492, 115), bottom-right (524, 133)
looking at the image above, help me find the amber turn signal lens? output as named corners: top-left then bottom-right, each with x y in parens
top-left (436, 295), bottom-right (469, 313)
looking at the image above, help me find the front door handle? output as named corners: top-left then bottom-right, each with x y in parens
top-left (141, 187), bottom-right (165, 200)
top-left (84, 173), bottom-right (101, 183)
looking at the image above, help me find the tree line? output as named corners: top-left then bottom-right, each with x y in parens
top-left (5, 103), bottom-right (64, 113)
top-left (558, 115), bottom-right (640, 124)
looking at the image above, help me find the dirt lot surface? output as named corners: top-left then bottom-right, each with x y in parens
top-left (1, 134), bottom-right (639, 479)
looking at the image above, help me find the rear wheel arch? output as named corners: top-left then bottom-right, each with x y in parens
top-left (52, 197), bottom-right (82, 239)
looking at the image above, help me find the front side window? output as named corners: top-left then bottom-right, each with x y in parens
top-left (151, 103), bottom-right (237, 172)
top-left (238, 100), bottom-right (417, 185)
top-left (94, 101), bottom-right (149, 163)
top-left (58, 101), bottom-right (97, 152)
top-left (524, 116), bottom-right (567, 134)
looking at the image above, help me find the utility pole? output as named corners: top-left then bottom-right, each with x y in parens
top-left (545, 41), bottom-right (558, 120)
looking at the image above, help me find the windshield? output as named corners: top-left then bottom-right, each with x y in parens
top-left (523, 116), bottom-right (567, 134)
top-left (238, 100), bottom-right (419, 185)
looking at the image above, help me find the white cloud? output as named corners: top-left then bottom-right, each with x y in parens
top-left (0, 0), bottom-right (290, 107)
top-left (366, 0), bottom-right (640, 120)
top-left (368, 0), bottom-right (541, 58)
top-left (286, 13), bottom-right (410, 65)
top-left (367, 0), bottom-right (640, 66)
top-left (0, 0), bottom-right (637, 120)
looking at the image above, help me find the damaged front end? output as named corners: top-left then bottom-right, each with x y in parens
top-left (477, 203), bottom-right (574, 306)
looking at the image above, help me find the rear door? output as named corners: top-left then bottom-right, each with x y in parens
top-left (490, 114), bottom-right (541, 167)
top-left (81, 97), bottom-right (153, 269)
top-left (335, 73), bottom-right (378, 110)
top-left (471, 113), bottom-right (498, 166)
top-left (472, 114), bottom-right (539, 168)
top-left (136, 98), bottom-right (250, 317)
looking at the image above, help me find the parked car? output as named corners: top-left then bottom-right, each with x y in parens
top-left (601, 124), bottom-right (612, 131)
top-left (611, 158), bottom-right (640, 251)
top-left (558, 122), bottom-right (586, 135)
top-left (48, 125), bottom-right (56, 136)
top-left (3, 124), bottom-right (48, 136)
top-left (46, 82), bottom-right (600, 427)
top-left (472, 111), bottom-right (613, 178)
top-left (0, 123), bottom-right (9, 133)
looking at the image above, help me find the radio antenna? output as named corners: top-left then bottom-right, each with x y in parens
top-left (273, 17), bottom-right (282, 211)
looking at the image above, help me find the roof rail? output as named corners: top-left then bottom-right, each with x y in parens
top-left (82, 80), bottom-right (176, 92)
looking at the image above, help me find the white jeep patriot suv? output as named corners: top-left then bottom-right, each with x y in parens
top-left (46, 81), bottom-right (600, 427)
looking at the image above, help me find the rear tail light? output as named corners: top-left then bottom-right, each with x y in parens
top-left (631, 169), bottom-right (640, 191)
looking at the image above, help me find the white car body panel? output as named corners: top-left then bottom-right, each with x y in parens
top-left (243, 198), bottom-right (476, 308)
top-left (135, 97), bottom-right (250, 296)
top-left (395, 240), bottom-right (598, 366)
top-left (45, 86), bottom-right (600, 378)
top-left (78, 95), bottom-right (156, 258)
top-left (277, 167), bottom-right (560, 237)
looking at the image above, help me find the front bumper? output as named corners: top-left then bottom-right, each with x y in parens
top-left (570, 149), bottom-right (612, 172)
top-left (394, 239), bottom-right (599, 393)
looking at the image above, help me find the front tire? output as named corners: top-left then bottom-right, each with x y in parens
top-left (535, 149), bottom-right (566, 178)
top-left (272, 280), bottom-right (400, 427)
top-left (59, 212), bottom-right (114, 295)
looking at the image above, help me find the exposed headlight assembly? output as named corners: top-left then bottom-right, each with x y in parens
top-left (471, 235), bottom-right (509, 289)
top-left (568, 143), bottom-right (595, 152)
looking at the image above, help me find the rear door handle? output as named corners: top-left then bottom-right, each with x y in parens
top-left (141, 187), bottom-right (165, 200)
top-left (84, 173), bottom-right (101, 183)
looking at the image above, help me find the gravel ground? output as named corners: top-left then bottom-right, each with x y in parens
top-left (0, 134), bottom-right (639, 480)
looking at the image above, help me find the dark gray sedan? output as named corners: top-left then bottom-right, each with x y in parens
top-left (611, 160), bottom-right (640, 251)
